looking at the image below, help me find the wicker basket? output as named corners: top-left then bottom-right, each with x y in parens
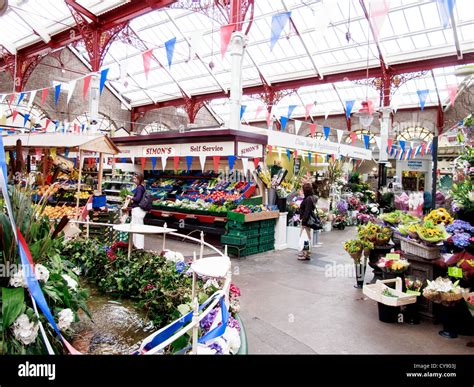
top-left (399, 237), bottom-right (440, 260)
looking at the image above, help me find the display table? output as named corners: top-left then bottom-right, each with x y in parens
top-left (404, 253), bottom-right (445, 320)
top-left (113, 224), bottom-right (177, 258)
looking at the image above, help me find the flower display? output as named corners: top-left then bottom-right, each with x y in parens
top-left (175, 261), bottom-right (187, 273)
top-left (424, 208), bottom-right (453, 225)
top-left (57, 308), bottom-right (74, 331)
top-left (161, 249), bottom-right (185, 263)
top-left (446, 220), bottom-right (474, 234)
top-left (415, 221), bottom-right (449, 245)
top-left (379, 210), bottom-right (419, 225)
top-left (200, 308), bottom-right (219, 332)
top-left (222, 326), bottom-right (241, 354)
top-left (336, 200), bottom-right (348, 214)
top-left (9, 269), bottom-right (27, 288)
top-left (34, 264), bottom-right (50, 283)
top-left (343, 239), bottom-right (366, 262)
top-left (405, 276), bottom-right (424, 293)
top-left (445, 251), bottom-right (474, 279)
top-left (12, 314), bottom-right (39, 346)
top-left (422, 277), bottom-right (467, 305)
top-left (61, 274), bottom-right (78, 291)
top-left (377, 256), bottom-right (410, 274)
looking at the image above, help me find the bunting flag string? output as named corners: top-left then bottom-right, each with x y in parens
top-left (240, 105), bottom-right (247, 120)
top-left (294, 120), bottom-right (303, 135)
top-left (151, 156), bottom-right (157, 171)
top-left (173, 156), bottom-right (180, 171)
top-left (280, 116), bottom-right (288, 132)
top-left (399, 140), bottom-right (406, 152)
top-left (308, 152), bottom-right (312, 164)
top-left (253, 157), bottom-right (260, 168)
top-left (67, 79), bottom-right (77, 105)
top-left (305, 103), bottom-right (313, 119)
top-left (345, 100), bottom-right (355, 119)
top-left (99, 68), bottom-right (109, 95)
top-left (336, 129), bottom-right (343, 144)
top-left (12, 110), bottom-right (19, 123)
top-left (83, 75), bottom-right (92, 99)
top-left (220, 24), bottom-right (234, 58)
top-left (17, 92), bottom-right (26, 106)
top-left (213, 155), bottom-right (221, 172)
top-left (165, 37), bottom-right (177, 68)
top-left (41, 88), bottom-right (48, 106)
top-left (363, 134), bottom-right (370, 150)
top-left (142, 50), bottom-right (153, 80)
top-left (27, 90), bottom-right (37, 108)
top-left (23, 114), bottom-right (30, 128)
top-left (161, 155), bottom-right (168, 171)
top-left (199, 155), bottom-right (206, 172)
top-left (141, 157), bottom-right (146, 171)
top-left (254, 105), bottom-right (264, 120)
top-left (350, 132), bottom-right (357, 145)
top-left (241, 157), bottom-right (249, 176)
top-left (287, 105), bottom-right (297, 119)
top-left (437, 0), bottom-right (456, 28)
top-left (186, 156), bottom-right (193, 171)
top-left (447, 84), bottom-right (458, 106)
top-left (228, 155), bottom-right (236, 171)
top-left (323, 126), bottom-right (330, 140)
top-left (309, 123), bottom-right (316, 137)
top-left (270, 12), bottom-right (291, 51)
top-left (286, 148), bottom-right (291, 161)
top-left (417, 89), bottom-right (429, 111)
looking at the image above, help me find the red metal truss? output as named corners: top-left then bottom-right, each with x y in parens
top-left (0, 0), bottom-right (177, 71)
top-left (133, 52), bottom-right (474, 115)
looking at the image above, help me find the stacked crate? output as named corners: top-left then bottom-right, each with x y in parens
top-left (223, 219), bottom-right (275, 257)
top-left (86, 209), bottom-right (120, 244)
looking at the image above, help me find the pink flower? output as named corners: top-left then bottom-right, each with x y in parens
top-left (230, 283), bottom-right (241, 297)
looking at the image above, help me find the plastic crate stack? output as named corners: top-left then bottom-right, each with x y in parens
top-left (87, 209), bottom-right (120, 244)
top-left (222, 218), bottom-right (276, 257)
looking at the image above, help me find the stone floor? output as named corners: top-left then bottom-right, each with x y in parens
top-left (145, 228), bottom-right (473, 354)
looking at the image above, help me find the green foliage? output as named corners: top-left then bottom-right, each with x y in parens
top-left (2, 287), bottom-right (25, 328)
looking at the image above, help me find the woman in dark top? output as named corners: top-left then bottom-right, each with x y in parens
top-left (127, 173), bottom-right (147, 249)
top-left (298, 183), bottom-right (317, 260)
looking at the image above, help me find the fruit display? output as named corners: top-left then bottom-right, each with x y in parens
top-left (40, 205), bottom-right (81, 219)
top-left (232, 204), bottom-right (277, 214)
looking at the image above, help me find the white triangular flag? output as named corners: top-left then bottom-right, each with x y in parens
top-left (63, 121), bottom-right (70, 132)
top-left (294, 120), bottom-right (303, 135)
top-left (375, 136), bottom-right (382, 149)
top-left (324, 109), bottom-right (330, 120)
top-left (67, 79), bottom-right (77, 105)
top-left (242, 157), bottom-right (249, 176)
top-left (120, 59), bottom-right (129, 80)
top-left (27, 90), bottom-right (37, 108)
top-left (131, 156), bottom-right (135, 165)
top-left (199, 155), bottom-right (206, 171)
top-left (336, 129), bottom-right (343, 144)
top-left (189, 30), bottom-right (204, 57)
top-left (301, 152), bottom-right (305, 161)
top-left (0, 94), bottom-right (5, 103)
top-left (161, 155), bottom-right (168, 171)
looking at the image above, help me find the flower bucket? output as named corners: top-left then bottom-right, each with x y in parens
top-left (354, 263), bottom-right (366, 288)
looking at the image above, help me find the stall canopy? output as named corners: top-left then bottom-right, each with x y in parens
top-left (2, 134), bottom-right (119, 155)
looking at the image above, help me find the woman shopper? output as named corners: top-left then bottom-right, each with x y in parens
top-left (127, 173), bottom-right (147, 249)
top-left (298, 183), bottom-right (317, 260)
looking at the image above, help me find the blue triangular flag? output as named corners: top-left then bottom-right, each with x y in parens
top-left (240, 105), bottom-right (247, 120)
top-left (0, 136), bottom-right (8, 183)
top-left (17, 92), bottom-right (26, 106)
top-left (152, 157), bottom-right (157, 170)
top-left (23, 114), bottom-right (30, 128)
top-left (308, 152), bottom-right (312, 164)
top-left (54, 84), bottom-right (61, 106)
top-left (323, 126), bottom-right (330, 140)
top-left (399, 151), bottom-right (404, 161)
top-left (363, 134), bottom-right (370, 149)
top-left (399, 140), bottom-right (406, 152)
top-left (326, 154), bottom-right (330, 162)
top-left (165, 37), bottom-right (177, 69)
top-left (186, 156), bottom-right (193, 171)
top-left (407, 148), bottom-right (412, 160)
top-left (228, 155), bottom-right (236, 171)
top-left (416, 89), bottom-right (429, 110)
top-left (280, 116), bottom-right (288, 131)
top-left (345, 100), bottom-right (355, 119)
top-left (270, 12), bottom-right (291, 51)
top-left (429, 142), bottom-right (433, 154)
top-left (54, 120), bottom-right (59, 131)
top-left (287, 105), bottom-right (297, 119)
top-left (437, 0), bottom-right (456, 28)
top-left (81, 123), bottom-right (85, 132)
top-left (99, 68), bottom-right (109, 95)
top-left (286, 149), bottom-right (291, 161)
top-left (121, 158), bottom-right (127, 164)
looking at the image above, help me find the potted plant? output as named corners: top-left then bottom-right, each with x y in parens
top-left (404, 276), bottom-right (424, 324)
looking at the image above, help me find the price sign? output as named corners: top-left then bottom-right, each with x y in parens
top-left (386, 253), bottom-right (400, 260)
top-left (405, 290), bottom-right (421, 296)
top-left (448, 266), bottom-right (463, 278)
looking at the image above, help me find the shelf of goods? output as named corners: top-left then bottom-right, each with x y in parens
top-left (32, 182), bottom-right (93, 207)
top-left (144, 170), bottom-right (260, 236)
top-left (102, 180), bottom-right (134, 204)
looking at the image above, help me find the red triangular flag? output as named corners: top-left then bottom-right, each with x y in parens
top-left (253, 157), bottom-right (260, 168)
top-left (142, 50), bottom-right (153, 80)
top-left (41, 88), bottom-right (48, 106)
top-left (141, 157), bottom-right (146, 171)
top-left (220, 24), bottom-right (234, 59)
top-left (173, 156), bottom-right (180, 171)
top-left (12, 110), bottom-right (18, 123)
top-left (254, 106), bottom-right (264, 120)
top-left (213, 155), bottom-right (221, 172)
top-left (331, 154), bottom-right (335, 161)
top-left (8, 94), bottom-right (15, 106)
top-left (447, 84), bottom-right (457, 106)
top-left (350, 132), bottom-right (357, 145)
top-left (267, 145), bottom-right (272, 153)
top-left (44, 118), bottom-right (51, 131)
top-left (83, 75), bottom-right (92, 99)
top-left (305, 103), bottom-right (313, 119)
top-left (309, 123), bottom-right (316, 137)
top-left (421, 142), bottom-right (426, 156)
top-left (294, 150), bottom-right (298, 159)
top-left (387, 138), bottom-right (393, 152)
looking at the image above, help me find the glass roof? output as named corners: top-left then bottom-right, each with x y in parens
top-left (1, 0), bottom-right (473, 119)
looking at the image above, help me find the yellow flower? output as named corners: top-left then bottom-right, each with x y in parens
top-left (370, 226), bottom-right (378, 233)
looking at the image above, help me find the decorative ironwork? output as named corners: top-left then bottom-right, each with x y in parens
top-left (182, 96), bottom-right (207, 123)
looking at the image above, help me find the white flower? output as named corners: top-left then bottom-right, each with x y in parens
top-left (34, 264), bottom-right (49, 283)
top-left (223, 327), bottom-right (241, 354)
top-left (196, 343), bottom-right (217, 355)
top-left (468, 191), bottom-right (474, 202)
top-left (230, 300), bottom-right (240, 313)
top-left (162, 250), bottom-right (185, 263)
top-left (62, 274), bottom-right (78, 291)
top-left (9, 269), bottom-right (27, 288)
top-left (12, 314), bottom-right (39, 345)
top-left (57, 309), bottom-right (74, 331)
top-left (72, 267), bottom-right (82, 276)
top-left (203, 279), bottom-right (219, 290)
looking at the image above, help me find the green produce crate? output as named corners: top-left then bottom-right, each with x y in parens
top-left (259, 227), bottom-right (275, 236)
top-left (226, 220), bottom-right (260, 230)
top-left (240, 196), bottom-right (263, 206)
top-left (246, 237), bottom-right (259, 247)
top-left (227, 228), bottom-right (260, 238)
top-left (260, 219), bottom-right (276, 228)
top-left (221, 234), bottom-right (247, 246)
top-left (259, 242), bottom-right (275, 253)
top-left (228, 245), bottom-right (259, 257)
top-left (259, 234), bottom-right (275, 244)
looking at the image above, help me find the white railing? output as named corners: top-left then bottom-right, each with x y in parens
top-left (68, 218), bottom-right (232, 355)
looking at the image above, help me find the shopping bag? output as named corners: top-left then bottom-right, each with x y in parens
top-left (298, 230), bottom-right (310, 251)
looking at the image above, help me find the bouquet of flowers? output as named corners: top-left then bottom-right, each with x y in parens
top-left (336, 199), bottom-right (348, 214)
top-left (422, 277), bottom-right (468, 305)
top-left (356, 213), bottom-right (374, 225)
top-left (377, 255), bottom-right (410, 274)
top-left (358, 222), bottom-right (392, 245)
top-left (424, 208), bottom-right (454, 225)
top-left (415, 220), bottom-right (449, 246)
top-left (394, 192), bottom-right (409, 211)
top-left (405, 276), bottom-right (424, 295)
top-left (446, 220), bottom-right (474, 250)
top-left (445, 250), bottom-right (474, 279)
top-left (343, 239), bottom-right (364, 262)
top-left (347, 195), bottom-right (361, 211)
top-left (333, 214), bottom-right (348, 229)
